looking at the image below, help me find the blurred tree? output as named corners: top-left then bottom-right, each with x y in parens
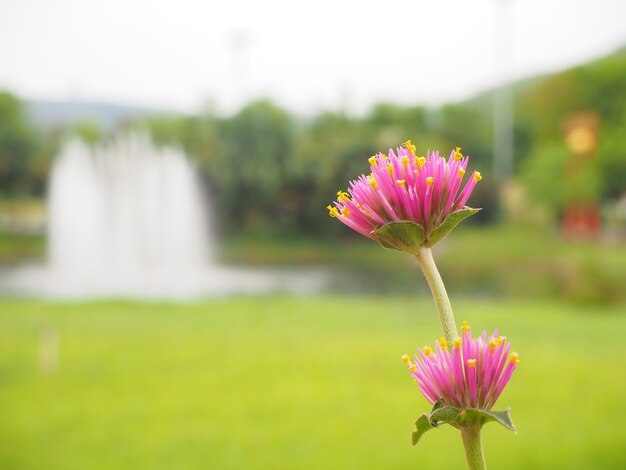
top-left (437, 103), bottom-right (493, 172)
top-left (0, 91), bottom-right (43, 196)
top-left (144, 113), bottom-right (219, 176)
top-left (522, 141), bottom-right (601, 215)
top-left (214, 100), bottom-right (295, 235)
top-left (576, 50), bottom-right (626, 125)
top-left (73, 119), bottom-right (104, 145)
top-left (597, 120), bottom-right (626, 199)
top-left (3, 47), bottom-right (625, 239)
top-left (517, 72), bottom-right (585, 143)
top-left (178, 114), bottom-right (219, 175)
top-left (144, 114), bottom-right (184, 145)
top-left (517, 49), bottom-right (626, 213)
top-left (367, 103), bottom-right (427, 137)
top-left (292, 111), bottom-right (378, 237)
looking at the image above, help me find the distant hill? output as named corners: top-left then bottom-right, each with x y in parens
top-left (466, 44), bottom-right (626, 107)
top-left (25, 99), bottom-right (177, 130)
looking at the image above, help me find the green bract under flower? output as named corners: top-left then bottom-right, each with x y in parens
top-left (404, 321), bottom-right (519, 446)
top-left (328, 142), bottom-right (482, 250)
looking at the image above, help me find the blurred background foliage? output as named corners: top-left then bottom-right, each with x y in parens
top-left (0, 91), bottom-right (49, 197)
top-left (1, 48), bottom-right (625, 303)
top-left (2, 49), bottom-right (626, 236)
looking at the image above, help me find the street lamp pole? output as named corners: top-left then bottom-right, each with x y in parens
top-left (493, 0), bottom-right (515, 183)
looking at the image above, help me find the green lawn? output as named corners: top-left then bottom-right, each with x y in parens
top-left (1, 296), bottom-right (625, 469)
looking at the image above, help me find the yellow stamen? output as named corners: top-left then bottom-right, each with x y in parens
top-left (336, 191), bottom-right (350, 202)
top-left (509, 352), bottom-right (519, 363)
top-left (489, 338), bottom-right (497, 351)
top-left (401, 156), bottom-right (410, 166)
top-left (454, 147), bottom-right (463, 160)
top-left (368, 156), bottom-right (378, 167)
top-left (387, 162), bottom-right (394, 175)
top-left (467, 359), bottom-right (477, 368)
top-left (367, 176), bottom-right (378, 189)
top-left (498, 336), bottom-right (506, 346)
top-left (409, 363), bottom-right (417, 372)
top-left (401, 354), bottom-right (410, 365)
top-left (458, 168), bottom-right (465, 177)
top-left (453, 338), bottom-right (462, 349)
top-left (426, 176), bottom-right (434, 186)
top-left (461, 320), bottom-right (469, 333)
top-left (422, 345), bottom-right (432, 356)
top-left (340, 207), bottom-right (349, 217)
top-left (404, 139), bottom-right (416, 155)
top-left (439, 336), bottom-right (448, 351)
top-left (413, 379), bottom-right (418, 384)
top-left (473, 171), bottom-right (482, 182)
top-left (415, 156), bottom-right (426, 169)
top-left (327, 205), bottom-right (339, 218)
top-left (396, 179), bottom-right (406, 187)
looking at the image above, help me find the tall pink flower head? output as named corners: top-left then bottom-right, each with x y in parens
top-left (328, 142), bottom-right (482, 250)
top-left (403, 321), bottom-right (519, 411)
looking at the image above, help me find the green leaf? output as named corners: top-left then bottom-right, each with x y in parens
top-left (484, 408), bottom-right (516, 433)
top-left (373, 221), bottom-right (425, 255)
top-left (412, 414), bottom-right (435, 446)
top-left (410, 404), bottom-right (515, 447)
top-left (458, 408), bottom-right (516, 433)
top-left (429, 405), bottom-right (461, 425)
top-left (425, 207), bottom-right (481, 247)
top-left (430, 400), bottom-right (444, 412)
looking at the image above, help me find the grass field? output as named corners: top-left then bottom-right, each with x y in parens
top-left (1, 296), bottom-right (625, 469)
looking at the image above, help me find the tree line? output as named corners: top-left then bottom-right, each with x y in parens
top-left (1, 48), bottom-right (625, 238)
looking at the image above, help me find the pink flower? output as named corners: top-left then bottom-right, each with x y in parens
top-left (328, 142), bottom-right (482, 247)
top-left (402, 321), bottom-right (519, 411)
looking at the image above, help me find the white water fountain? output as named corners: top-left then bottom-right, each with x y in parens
top-left (1, 133), bottom-right (328, 299)
top-left (49, 135), bottom-right (212, 276)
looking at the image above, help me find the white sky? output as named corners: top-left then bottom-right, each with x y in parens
top-left (0, 0), bottom-right (625, 115)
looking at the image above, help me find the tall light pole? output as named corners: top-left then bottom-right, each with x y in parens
top-left (493, 0), bottom-right (515, 183)
top-left (225, 30), bottom-right (252, 113)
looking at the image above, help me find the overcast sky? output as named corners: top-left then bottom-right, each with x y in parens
top-left (1, 0), bottom-right (625, 115)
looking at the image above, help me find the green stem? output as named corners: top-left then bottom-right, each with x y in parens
top-left (416, 246), bottom-right (484, 468)
top-left (461, 424), bottom-right (487, 470)
top-left (414, 246), bottom-right (458, 344)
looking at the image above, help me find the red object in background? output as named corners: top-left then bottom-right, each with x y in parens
top-left (561, 112), bottom-right (601, 241)
top-left (562, 202), bottom-right (601, 240)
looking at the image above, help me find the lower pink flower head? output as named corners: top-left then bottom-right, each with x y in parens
top-left (328, 141), bottom-right (482, 247)
top-left (402, 322), bottom-right (520, 411)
